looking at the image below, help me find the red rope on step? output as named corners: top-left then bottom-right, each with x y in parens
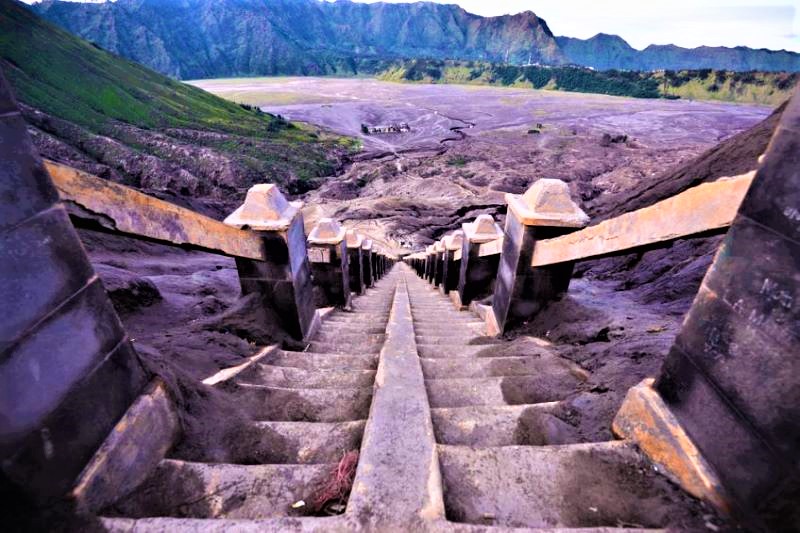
top-left (312, 449), bottom-right (360, 514)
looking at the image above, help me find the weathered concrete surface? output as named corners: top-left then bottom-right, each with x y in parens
top-left (506, 179), bottom-right (590, 228)
top-left (438, 441), bottom-right (700, 529)
top-left (531, 172), bottom-right (755, 267)
top-left (113, 459), bottom-right (337, 519)
top-left (0, 70), bottom-right (148, 504)
top-left (346, 267), bottom-right (445, 528)
top-left (613, 378), bottom-right (730, 512)
top-left (70, 379), bottom-right (179, 513)
top-left (223, 183), bottom-right (300, 231)
top-left (652, 89), bottom-right (800, 529)
top-left (47, 160), bottom-right (266, 261)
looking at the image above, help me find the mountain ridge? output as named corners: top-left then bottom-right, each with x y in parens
top-left (558, 34), bottom-right (800, 72)
top-left (30, 0), bottom-right (800, 79)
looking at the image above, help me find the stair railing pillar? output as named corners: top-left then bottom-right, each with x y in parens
top-left (424, 245), bottom-right (435, 283)
top-left (372, 248), bottom-right (381, 281)
top-left (453, 214), bottom-right (504, 309)
top-left (307, 218), bottom-right (351, 309)
top-left (224, 184), bottom-right (318, 340)
top-left (361, 238), bottom-right (374, 288)
top-left (441, 230), bottom-right (464, 295)
top-left (614, 89), bottom-right (800, 531)
top-left (346, 230), bottom-right (365, 295)
top-left (433, 240), bottom-right (445, 288)
top-left (491, 179), bottom-right (588, 334)
top-left (0, 71), bottom-right (149, 502)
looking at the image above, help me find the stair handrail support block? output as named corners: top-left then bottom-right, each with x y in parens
top-left (491, 179), bottom-right (588, 334)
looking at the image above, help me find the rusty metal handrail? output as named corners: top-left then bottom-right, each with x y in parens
top-left (530, 172), bottom-right (755, 267)
top-left (45, 160), bottom-right (266, 261)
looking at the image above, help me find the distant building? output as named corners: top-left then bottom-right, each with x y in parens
top-left (361, 123), bottom-right (411, 135)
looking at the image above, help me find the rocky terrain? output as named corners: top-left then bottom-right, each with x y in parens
top-left (195, 77), bottom-right (771, 245)
top-left (31, 0), bottom-right (800, 77)
top-left (1, 0), bottom-right (356, 208)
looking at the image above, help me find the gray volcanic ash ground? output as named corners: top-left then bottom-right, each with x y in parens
top-left (192, 78), bottom-right (770, 248)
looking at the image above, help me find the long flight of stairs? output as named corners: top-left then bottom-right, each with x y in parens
top-left (101, 264), bottom-right (713, 530)
top-left (404, 270), bottom-right (711, 530)
top-left (105, 271), bottom-right (400, 522)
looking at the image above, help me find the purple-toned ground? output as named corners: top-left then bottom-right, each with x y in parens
top-left (192, 77), bottom-right (769, 154)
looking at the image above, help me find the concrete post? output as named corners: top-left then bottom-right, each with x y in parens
top-left (224, 184), bottom-right (317, 340)
top-left (307, 218), bottom-right (351, 309)
top-left (454, 215), bottom-right (504, 309)
top-left (0, 71), bottom-right (149, 503)
top-left (362, 238), bottom-right (374, 288)
top-left (616, 91), bottom-right (800, 530)
top-left (441, 230), bottom-right (464, 295)
top-left (433, 241), bottom-right (445, 288)
top-left (491, 179), bottom-right (589, 334)
top-left (372, 249), bottom-right (381, 281)
top-left (424, 246), bottom-right (435, 283)
top-left (346, 230), bottom-right (365, 295)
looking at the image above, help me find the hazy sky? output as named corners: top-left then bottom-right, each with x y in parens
top-left (22, 0), bottom-right (800, 52)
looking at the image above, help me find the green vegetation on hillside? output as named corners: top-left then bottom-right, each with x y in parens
top-left (657, 69), bottom-right (798, 106)
top-left (1, 0), bottom-right (291, 135)
top-left (377, 59), bottom-right (797, 105)
top-left (0, 0), bottom-right (358, 189)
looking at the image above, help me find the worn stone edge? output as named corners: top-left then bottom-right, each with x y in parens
top-left (69, 379), bottom-right (180, 514)
top-left (612, 378), bottom-right (732, 513)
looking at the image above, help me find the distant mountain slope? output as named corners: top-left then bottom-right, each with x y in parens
top-left (557, 34), bottom-right (800, 72)
top-left (30, 0), bottom-right (800, 77)
top-left (0, 0), bottom-right (353, 202)
top-left (32, 0), bottom-right (565, 79)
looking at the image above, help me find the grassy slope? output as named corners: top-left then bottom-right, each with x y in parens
top-left (0, 0), bottom-right (279, 135)
top-left (377, 60), bottom-right (797, 106)
top-left (656, 70), bottom-right (797, 106)
top-left (0, 0), bottom-right (359, 166)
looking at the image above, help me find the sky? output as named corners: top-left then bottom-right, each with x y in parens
top-left (22, 0), bottom-right (800, 52)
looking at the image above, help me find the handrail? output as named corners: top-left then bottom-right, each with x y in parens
top-left (530, 172), bottom-right (755, 267)
top-left (45, 160), bottom-right (266, 261)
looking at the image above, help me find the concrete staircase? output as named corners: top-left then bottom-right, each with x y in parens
top-left (105, 271), bottom-right (399, 523)
top-left (403, 271), bottom-right (708, 530)
top-left (100, 265), bottom-right (711, 531)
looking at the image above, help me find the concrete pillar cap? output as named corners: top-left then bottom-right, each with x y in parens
top-left (444, 230), bottom-right (464, 251)
top-left (463, 214), bottom-right (503, 243)
top-left (224, 184), bottom-right (301, 230)
top-left (361, 238), bottom-right (373, 251)
top-left (346, 229), bottom-right (364, 249)
top-left (506, 179), bottom-right (589, 227)
top-left (308, 217), bottom-right (346, 244)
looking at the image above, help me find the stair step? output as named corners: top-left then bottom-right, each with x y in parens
top-left (414, 336), bottom-right (495, 346)
top-left (430, 403), bottom-right (580, 446)
top-left (438, 442), bottom-right (699, 529)
top-left (264, 350), bottom-right (377, 371)
top-left (112, 459), bottom-right (334, 519)
top-left (425, 375), bottom-right (579, 408)
top-left (253, 420), bottom-right (365, 463)
top-left (169, 420), bottom-right (366, 465)
top-left (313, 331), bottom-right (385, 344)
top-left (324, 314), bottom-right (389, 322)
top-left (421, 354), bottom-right (587, 379)
top-left (233, 383), bottom-right (373, 422)
top-left (306, 341), bottom-right (382, 355)
top-left (417, 344), bottom-right (503, 359)
top-left (318, 324), bottom-right (386, 335)
top-left (414, 325), bottom-right (486, 336)
top-left (236, 364), bottom-right (376, 389)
